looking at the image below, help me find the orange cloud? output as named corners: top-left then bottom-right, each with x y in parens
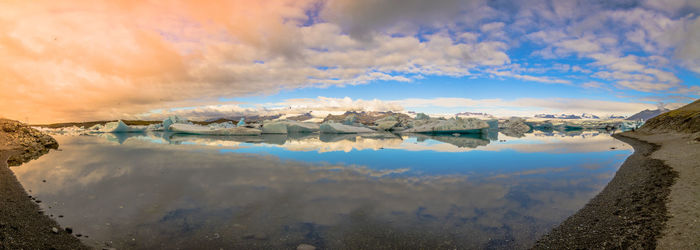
top-left (0, 1), bottom-right (317, 123)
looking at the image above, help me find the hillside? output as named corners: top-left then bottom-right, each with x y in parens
top-left (638, 100), bottom-right (700, 134)
top-left (626, 108), bottom-right (670, 121)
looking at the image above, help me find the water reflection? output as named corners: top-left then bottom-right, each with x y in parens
top-left (12, 132), bottom-right (632, 249)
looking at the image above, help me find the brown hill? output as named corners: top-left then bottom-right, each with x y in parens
top-left (638, 99), bottom-right (700, 134)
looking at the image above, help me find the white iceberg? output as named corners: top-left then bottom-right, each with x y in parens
top-left (98, 120), bottom-right (146, 133)
top-left (262, 121), bottom-right (320, 134)
top-left (403, 117), bottom-right (488, 134)
top-left (169, 123), bottom-right (261, 136)
top-left (207, 121), bottom-right (237, 129)
top-left (162, 116), bottom-right (190, 131)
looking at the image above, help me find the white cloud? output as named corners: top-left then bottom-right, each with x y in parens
top-left (140, 96), bottom-right (666, 120)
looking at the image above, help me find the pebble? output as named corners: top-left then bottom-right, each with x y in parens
top-left (65, 227), bottom-right (73, 234)
top-left (297, 244), bottom-right (317, 250)
top-left (51, 227), bottom-right (59, 234)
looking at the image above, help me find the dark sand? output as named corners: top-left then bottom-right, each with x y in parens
top-left (533, 133), bottom-right (677, 249)
top-left (1, 151), bottom-right (89, 250)
top-left (1, 119), bottom-right (88, 249)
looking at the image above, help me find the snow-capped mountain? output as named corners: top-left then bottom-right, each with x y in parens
top-left (455, 112), bottom-right (494, 118)
top-left (534, 113), bottom-right (601, 119)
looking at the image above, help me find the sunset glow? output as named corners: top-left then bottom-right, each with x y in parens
top-left (2, 0), bottom-right (699, 123)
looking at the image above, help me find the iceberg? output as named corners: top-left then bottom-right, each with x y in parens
top-left (262, 120), bottom-right (320, 134)
top-left (403, 117), bottom-right (489, 134)
top-left (319, 122), bottom-right (376, 134)
top-left (162, 116), bottom-right (190, 131)
top-left (207, 121), bottom-right (237, 129)
top-left (169, 123), bottom-right (261, 136)
top-left (146, 123), bottom-right (164, 131)
top-left (98, 120), bottom-right (146, 133)
top-left (237, 118), bottom-right (246, 127)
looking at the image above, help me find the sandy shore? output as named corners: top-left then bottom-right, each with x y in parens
top-left (533, 133), bottom-right (677, 249)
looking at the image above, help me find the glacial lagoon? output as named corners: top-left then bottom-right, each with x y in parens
top-left (12, 131), bottom-right (632, 249)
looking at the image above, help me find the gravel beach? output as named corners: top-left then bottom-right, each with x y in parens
top-left (0, 119), bottom-right (88, 249)
top-left (533, 133), bottom-right (677, 249)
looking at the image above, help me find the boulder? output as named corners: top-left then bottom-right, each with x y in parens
top-left (499, 118), bottom-right (531, 136)
top-left (320, 122), bottom-right (376, 134)
top-left (402, 117), bottom-right (488, 134)
top-left (0, 119), bottom-right (59, 166)
top-left (376, 120), bottom-right (399, 130)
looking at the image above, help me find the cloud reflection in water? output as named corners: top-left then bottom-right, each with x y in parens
top-left (12, 132), bottom-right (631, 249)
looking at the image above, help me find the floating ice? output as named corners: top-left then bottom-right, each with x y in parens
top-left (99, 120), bottom-right (145, 133)
top-left (169, 123), bottom-right (261, 136)
top-left (320, 122), bottom-right (376, 134)
top-left (162, 116), bottom-right (190, 131)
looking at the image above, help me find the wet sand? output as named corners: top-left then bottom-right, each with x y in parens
top-left (533, 133), bottom-right (677, 249)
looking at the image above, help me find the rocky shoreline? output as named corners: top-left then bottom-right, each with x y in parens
top-left (0, 119), bottom-right (88, 249)
top-left (533, 133), bottom-right (677, 249)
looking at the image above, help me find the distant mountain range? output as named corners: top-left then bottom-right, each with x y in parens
top-left (625, 108), bottom-right (670, 121)
top-left (534, 113), bottom-right (601, 119)
top-left (455, 112), bottom-right (494, 118)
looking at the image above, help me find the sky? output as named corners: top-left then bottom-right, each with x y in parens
top-left (1, 0), bottom-right (699, 123)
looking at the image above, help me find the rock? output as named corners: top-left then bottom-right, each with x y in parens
top-left (297, 244), bottom-right (317, 250)
top-left (320, 122), bottom-right (376, 134)
top-left (499, 117), bottom-right (531, 137)
top-left (51, 227), bottom-right (59, 234)
top-left (376, 120), bottom-right (399, 130)
top-left (65, 227), bottom-right (73, 234)
top-left (1, 119), bottom-right (59, 166)
top-left (342, 114), bottom-right (357, 125)
top-left (403, 117), bottom-right (489, 134)
top-left (323, 111), bottom-right (412, 126)
top-left (415, 113), bottom-right (430, 120)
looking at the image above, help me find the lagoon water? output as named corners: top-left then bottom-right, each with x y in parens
top-left (12, 131), bottom-right (632, 249)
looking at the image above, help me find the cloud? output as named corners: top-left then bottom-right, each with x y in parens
top-left (1, 0), bottom-right (698, 123)
top-left (139, 96), bottom-right (663, 120)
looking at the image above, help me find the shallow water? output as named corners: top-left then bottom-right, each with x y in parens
top-left (12, 131), bottom-right (632, 249)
